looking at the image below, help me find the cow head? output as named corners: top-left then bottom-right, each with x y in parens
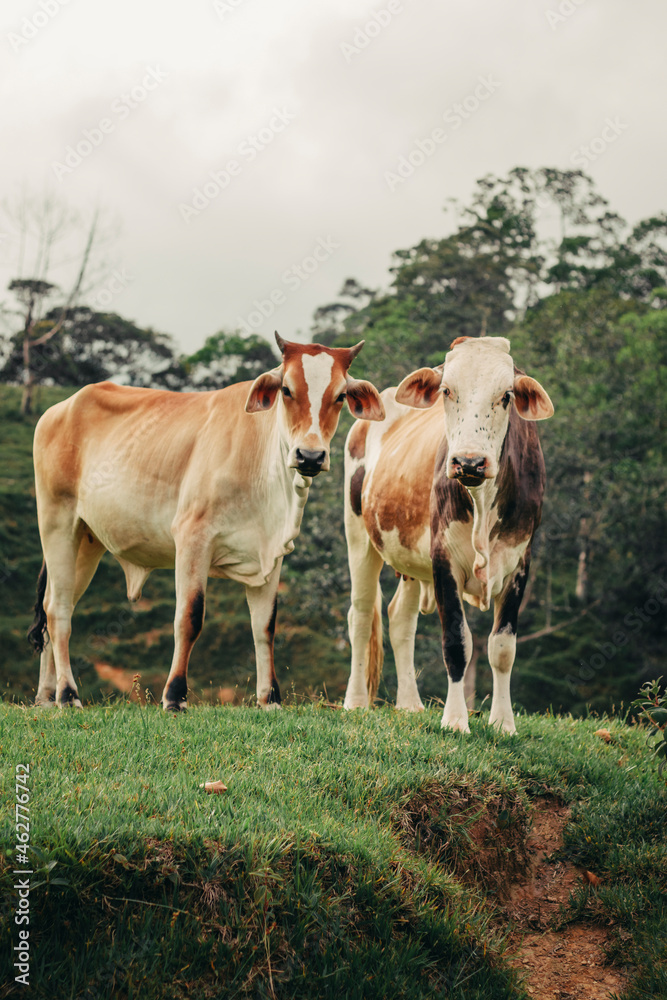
top-left (395, 336), bottom-right (553, 486)
top-left (245, 332), bottom-right (385, 477)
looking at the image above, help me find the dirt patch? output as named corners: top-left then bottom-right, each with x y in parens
top-left (506, 800), bottom-right (628, 1000)
top-left (395, 789), bottom-right (629, 998)
top-left (393, 780), bottom-right (530, 889)
top-left (93, 662), bottom-right (166, 703)
top-left (94, 662), bottom-right (137, 694)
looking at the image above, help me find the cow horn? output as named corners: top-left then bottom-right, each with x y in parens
top-left (274, 331), bottom-right (287, 354)
top-left (347, 340), bottom-right (365, 362)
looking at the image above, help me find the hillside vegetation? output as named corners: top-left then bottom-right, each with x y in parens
top-left (1, 704), bottom-right (666, 999)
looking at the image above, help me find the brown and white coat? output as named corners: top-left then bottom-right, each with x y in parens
top-left (343, 336), bottom-right (553, 733)
top-left (29, 334), bottom-right (384, 711)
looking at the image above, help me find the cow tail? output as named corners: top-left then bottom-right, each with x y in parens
top-left (27, 561), bottom-right (48, 654)
top-left (365, 584), bottom-right (384, 704)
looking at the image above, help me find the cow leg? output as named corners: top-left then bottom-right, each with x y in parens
top-left (35, 643), bottom-right (56, 707)
top-left (432, 549), bottom-right (472, 733)
top-left (388, 577), bottom-right (424, 711)
top-left (162, 544), bottom-right (209, 712)
top-left (488, 557), bottom-right (530, 735)
top-left (245, 561), bottom-right (282, 708)
top-left (36, 532), bottom-right (105, 707)
top-left (344, 533), bottom-right (384, 711)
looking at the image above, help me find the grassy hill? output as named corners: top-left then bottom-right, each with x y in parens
top-left (0, 704), bottom-right (665, 999)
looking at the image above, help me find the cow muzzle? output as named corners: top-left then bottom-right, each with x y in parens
top-left (448, 454), bottom-right (492, 487)
top-left (294, 447), bottom-right (328, 477)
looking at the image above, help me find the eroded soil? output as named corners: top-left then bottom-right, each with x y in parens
top-left (506, 800), bottom-right (628, 1000)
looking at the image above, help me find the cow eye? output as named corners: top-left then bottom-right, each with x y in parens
top-left (281, 386), bottom-right (292, 399)
top-left (502, 391), bottom-right (513, 408)
top-left (336, 392), bottom-right (346, 404)
top-left (442, 387), bottom-right (451, 398)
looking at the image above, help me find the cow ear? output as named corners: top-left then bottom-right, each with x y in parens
top-left (245, 368), bottom-right (283, 413)
top-left (395, 367), bottom-right (443, 409)
top-left (345, 377), bottom-right (385, 421)
top-left (513, 374), bottom-right (554, 420)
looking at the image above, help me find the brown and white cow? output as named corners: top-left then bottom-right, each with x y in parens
top-left (343, 336), bottom-right (553, 733)
top-left (29, 333), bottom-right (384, 711)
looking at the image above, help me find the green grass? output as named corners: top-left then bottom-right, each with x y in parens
top-left (0, 705), bottom-right (665, 998)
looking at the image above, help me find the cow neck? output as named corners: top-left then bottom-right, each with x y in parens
top-left (462, 477), bottom-right (499, 610)
top-left (273, 426), bottom-right (312, 558)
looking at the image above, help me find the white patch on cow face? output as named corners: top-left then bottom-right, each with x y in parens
top-left (284, 352), bottom-right (336, 474)
top-left (440, 339), bottom-right (515, 482)
top-left (301, 352), bottom-right (335, 436)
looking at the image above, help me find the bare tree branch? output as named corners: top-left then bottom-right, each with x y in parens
top-left (31, 209), bottom-right (99, 347)
top-left (516, 597), bottom-right (603, 644)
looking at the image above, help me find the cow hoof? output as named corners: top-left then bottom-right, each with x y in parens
top-left (343, 698), bottom-right (369, 710)
top-left (490, 722), bottom-right (517, 735)
top-left (35, 694), bottom-right (57, 708)
top-left (395, 700), bottom-right (425, 712)
top-left (489, 715), bottom-right (517, 735)
top-left (57, 686), bottom-right (83, 708)
top-left (163, 677), bottom-right (188, 713)
top-left (441, 718), bottom-right (471, 734)
top-left (164, 701), bottom-right (187, 713)
top-left (260, 702), bottom-right (282, 711)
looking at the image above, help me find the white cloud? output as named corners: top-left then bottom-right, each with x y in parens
top-left (1, 0), bottom-right (665, 354)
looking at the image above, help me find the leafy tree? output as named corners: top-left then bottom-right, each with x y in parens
top-left (184, 330), bottom-right (278, 389)
top-left (0, 307), bottom-right (187, 390)
top-left (508, 289), bottom-right (667, 712)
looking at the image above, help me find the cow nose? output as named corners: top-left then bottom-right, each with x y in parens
top-left (451, 454), bottom-right (488, 480)
top-left (295, 448), bottom-right (327, 475)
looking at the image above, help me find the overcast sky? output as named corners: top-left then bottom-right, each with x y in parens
top-left (1, 0), bottom-right (664, 355)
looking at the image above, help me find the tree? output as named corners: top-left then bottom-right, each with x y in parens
top-left (1, 193), bottom-right (110, 413)
top-left (184, 330), bottom-right (278, 389)
top-left (0, 307), bottom-right (187, 390)
top-left (508, 287), bottom-right (667, 712)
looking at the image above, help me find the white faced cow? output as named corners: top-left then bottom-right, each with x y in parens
top-left (29, 334), bottom-right (384, 711)
top-left (343, 336), bottom-right (553, 734)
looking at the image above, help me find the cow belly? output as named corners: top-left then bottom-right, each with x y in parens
top-left (77, 497), bottom-right (177, 569)
top-left (371, 524), bottom-right (433, 582)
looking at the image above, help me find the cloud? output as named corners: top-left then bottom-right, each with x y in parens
top-left (0, 0), bottom-right (665, 353)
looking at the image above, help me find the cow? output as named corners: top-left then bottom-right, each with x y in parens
top-left (28, 333), bottom-right (384, 711)
top-left (342, 335), bottom-right (554, 734)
